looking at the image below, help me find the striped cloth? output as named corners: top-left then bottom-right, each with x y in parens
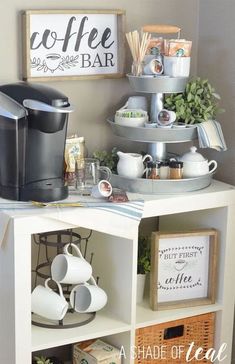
top-left (31, 199), bottom-right (144, 222)
top-left (81, 200), bottom-right (144, 221)
top-left (197, 120), bottom-right (227, 151)
top-left (0, 195), bottom-right (145, 246)
top-left (0, 198), bottom-right (144, 221)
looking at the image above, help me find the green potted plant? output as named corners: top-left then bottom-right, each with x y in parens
top-left (164, 77), bottom-right (224, 125)
top-left (33, 356), bottom-right (53, 364)
top-left (93, 147), bottom-right (118, 173)
top-left (137, 236), bottom-right (151, 303)
top-left (33, 356), bottom-right (63, 364)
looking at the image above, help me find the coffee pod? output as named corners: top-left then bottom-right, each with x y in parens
top-left (157, 109), bottom-right (176, 127)
top-left (144, 58), bottom-right (164, 75)
top-left (91, 180), bottom-right (112, 198)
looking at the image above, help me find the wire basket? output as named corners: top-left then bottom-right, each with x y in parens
top-left (32, 229), bottom-right (96, 329)
top-left (135, 313), bottom-right (215, 363)
top-left (32, 229), bottom-right (93, 287)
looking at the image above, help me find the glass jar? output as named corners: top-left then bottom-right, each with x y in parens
top-left (131, 61), bottom-right (144, 76)
top-left (146, 161), bottom-right (160, 179)
top-left (169, 161), bottom-right (183, 179)
top-left (159, 161), bottom-right (169, 179)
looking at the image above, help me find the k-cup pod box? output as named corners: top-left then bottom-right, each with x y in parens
top-left (64, 135), bottom-right (85, 186)
top-left (73, 339), bottom-right (121, 364)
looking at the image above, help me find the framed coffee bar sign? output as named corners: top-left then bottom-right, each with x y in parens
top-left (22, 10), bottom-right (125, 81)
top-left (150, 229), bottom-right (218, 311)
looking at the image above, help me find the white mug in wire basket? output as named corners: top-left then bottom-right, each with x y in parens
top-left (70, 276), bottom-right (108, 313)
top-left (51, 243), bottom-right (92, 284)
top-left (31, 278), bottom-right (68, 320)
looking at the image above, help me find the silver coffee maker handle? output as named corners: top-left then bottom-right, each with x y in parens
top-left (23, 99), bottom-right (75, 113)
top-left (0, 92), bottom-right (27, 120)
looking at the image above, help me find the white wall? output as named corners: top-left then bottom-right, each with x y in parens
top-left (198, 0), bottom-right (235, 185)
top-left (0, 0), bottom-right (199, 155)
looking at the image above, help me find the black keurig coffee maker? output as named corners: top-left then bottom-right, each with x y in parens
top-left (0, 82), bottom-right (74, 201)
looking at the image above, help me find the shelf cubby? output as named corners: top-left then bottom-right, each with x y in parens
top-left (32, 311), bottom-right (131, 352)
top-left (136, 300), bottom-right (222, 329)
top-left (1, 181), bottom-right (234, 363)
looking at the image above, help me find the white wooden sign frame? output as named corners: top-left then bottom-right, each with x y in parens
top-left (22, 9), bottom-right (125, 81)
top-left (150, 229), bottom-right (218, 311)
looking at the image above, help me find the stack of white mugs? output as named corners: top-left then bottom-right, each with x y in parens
top-left (31, 243), bottom-right (107, 321)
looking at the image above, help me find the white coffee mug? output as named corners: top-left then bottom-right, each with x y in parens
top-left (70, 276), bottom-right (107, 313)
top-left (31, 278), bottom-right (68, 320)
top-left (51, 243), bottom-right (92, 284)
top-left (91, 180), bottom-right (112, 198)
top-left (121, 96), bottom-right (148, 111)
top-left (164, 56), bottom-right (191, 77)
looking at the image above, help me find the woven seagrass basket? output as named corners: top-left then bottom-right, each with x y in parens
top-left (135, 312), bottom-right (215, 363)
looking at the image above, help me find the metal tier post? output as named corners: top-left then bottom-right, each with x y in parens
top-left (150, 92), bottom-right (164, 122)
top-left (148, 141), bottom-right (167, 161)
top-left (149, 92), bottom-right (166, 160)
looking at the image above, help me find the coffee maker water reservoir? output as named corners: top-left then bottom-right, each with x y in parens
top-left (0, 82), bottom-right (74, 201)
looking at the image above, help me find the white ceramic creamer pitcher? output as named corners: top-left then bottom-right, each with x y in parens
top-left (117, 151), bottom-right (152, 179)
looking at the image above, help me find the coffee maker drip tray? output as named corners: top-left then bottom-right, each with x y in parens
top-left (21, 178), bottom-right (68, 202)
top-left (1, 178), bottom-right (68, 202)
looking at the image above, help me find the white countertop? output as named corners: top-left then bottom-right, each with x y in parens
top-left (0, 179), bottom-right (234, 242)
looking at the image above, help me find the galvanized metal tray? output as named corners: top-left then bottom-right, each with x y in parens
top-left (111, 173), bottom-right (213, 194)
top-left (127, 74), bottom-right (188, 93)
top-left (107, 118), bottom-right (197, 143)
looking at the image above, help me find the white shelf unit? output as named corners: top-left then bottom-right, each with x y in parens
top-left (32, 312), bottom-right (131, 352)
top-left (0, 180), bottom-right (235, 364)
top-left (136, 301), bottom-right (223, 329)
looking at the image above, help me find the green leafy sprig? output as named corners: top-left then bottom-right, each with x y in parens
top-left (138, 236), bottom-right (151, 274)
top-left (33, 356), bottom-right (53, 364)
top-left (93, 147), bottom-right (118, 173)
top-left (164, 77), bottom-right (224, 124)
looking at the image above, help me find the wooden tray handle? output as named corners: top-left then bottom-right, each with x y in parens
top-left (142, 24), bottom-right (181, 34)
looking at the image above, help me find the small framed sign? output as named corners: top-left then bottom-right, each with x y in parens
top-left (150, 229), bottom-right (218, 311)
top-left (22, 9), bottom-right (125, 81)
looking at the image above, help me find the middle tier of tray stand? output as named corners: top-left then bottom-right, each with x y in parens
top-left (107, 117), bottom-right (197, 143)
top-left (127, 74), bottom-right (190, 160)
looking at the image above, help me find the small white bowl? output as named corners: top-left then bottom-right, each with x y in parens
top-left (115, 117), bottom-right (147, 127)
top-left (115, 109), bottom-right (148, 127)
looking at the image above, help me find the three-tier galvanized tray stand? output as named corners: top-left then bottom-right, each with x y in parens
top-left (107, 75), bottom-right (214, 194)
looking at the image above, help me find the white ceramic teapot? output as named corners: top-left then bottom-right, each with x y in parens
top-left (180, 146), bottom-right (217, 178)
top-left (117, 151), bottom-right (152, 179)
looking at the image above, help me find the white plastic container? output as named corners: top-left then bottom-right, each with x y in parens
top-left (164, 56), bottom-right (191, 77)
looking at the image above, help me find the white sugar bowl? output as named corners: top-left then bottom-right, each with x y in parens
top-left (180, 146), bottom-right (217, 178)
